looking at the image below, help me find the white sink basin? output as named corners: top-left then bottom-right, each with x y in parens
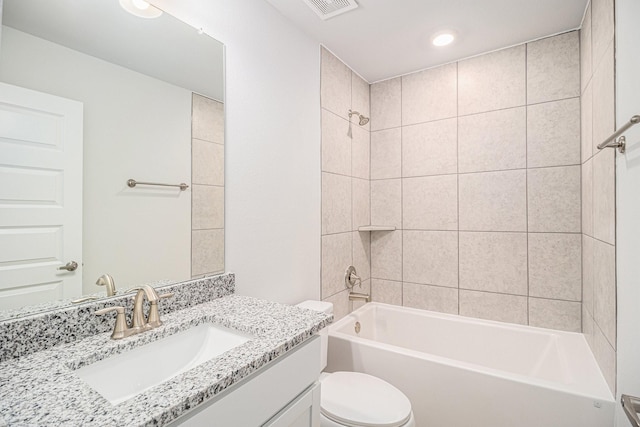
top-left (75, 323), bottom-right (253, 404)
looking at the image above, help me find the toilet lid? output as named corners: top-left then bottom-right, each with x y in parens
top-left (320, 372), bottom-right (412, 427)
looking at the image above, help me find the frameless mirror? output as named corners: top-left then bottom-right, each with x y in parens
top-left (0, 0), bottom-right (225, 319)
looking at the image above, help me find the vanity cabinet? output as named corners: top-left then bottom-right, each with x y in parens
top-left (170, 336), bottom-right (321, 427)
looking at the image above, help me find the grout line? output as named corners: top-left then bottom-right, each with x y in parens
top-left (368, 95), bottom-right (580, 133)
top-left (456, 61), bottom-right (461, 315)
top-left (525, 42), bottom-right (530, 326)
top-left (400, 74), bottom-right (404, 307)
top-left (368, 163), bottom-right (582, 181)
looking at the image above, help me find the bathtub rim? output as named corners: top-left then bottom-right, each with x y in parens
top-left (328, 302), bottom-right (614, 403)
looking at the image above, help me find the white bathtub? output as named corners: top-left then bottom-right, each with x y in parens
top-left (326, 303), bottom-right (614, 427)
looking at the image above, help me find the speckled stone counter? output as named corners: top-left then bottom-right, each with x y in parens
top-left (0, 274), bottom-right (235, 362)
top-left (0, 295), bottom-right (331, 426)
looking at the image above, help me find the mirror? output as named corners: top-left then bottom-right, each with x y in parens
top-left (0, 0), bottom-right (225, 319)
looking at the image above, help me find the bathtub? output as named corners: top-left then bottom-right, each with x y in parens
top-left (326, 303), bottom-right (614, 427)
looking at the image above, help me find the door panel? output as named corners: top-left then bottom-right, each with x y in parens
top-left (0, 82), bottom-right (83, 309)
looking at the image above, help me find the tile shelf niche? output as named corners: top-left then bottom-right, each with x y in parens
top-left (358, 226), bottom-right (397, 231)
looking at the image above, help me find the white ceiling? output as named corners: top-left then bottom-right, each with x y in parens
top-left (264, 0), bottom-right (589, 83)
top-left (2, 0), bottom-right (225, 100)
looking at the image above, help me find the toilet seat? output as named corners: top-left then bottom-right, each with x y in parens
top-left (320, 372), bottom-right (412, 427)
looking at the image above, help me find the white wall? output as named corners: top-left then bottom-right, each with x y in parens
top-left (0, 27), bottom-right (192, 294)
top-left (614, 0), bottom-right (640, 424)
top-left (152, 0), bottom-right (322, 303)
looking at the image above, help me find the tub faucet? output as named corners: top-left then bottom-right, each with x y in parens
top-left (349, 292), bottom-right (371, 303)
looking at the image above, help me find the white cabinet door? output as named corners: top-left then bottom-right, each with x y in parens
top-left (262, 383), bottom-right (320, 427)
top-left (0, 82), bottom-right (83, 309)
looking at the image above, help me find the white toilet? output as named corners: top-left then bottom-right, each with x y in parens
top-left (297, 301), bottom-right (416, 427)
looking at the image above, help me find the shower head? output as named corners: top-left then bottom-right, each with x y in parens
top-left (349, 110), bottom-right (369, 126)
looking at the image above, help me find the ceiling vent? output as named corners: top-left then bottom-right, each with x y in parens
top-left (302, 0), bottom-right (358, 20)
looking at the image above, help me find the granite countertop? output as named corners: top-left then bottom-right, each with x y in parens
top-left (0, 295), bottom-right (331, 426)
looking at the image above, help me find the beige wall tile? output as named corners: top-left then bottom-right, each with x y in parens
top-left (352, 178), bottom-right (370, 230)
top-left (592, 43), bottom-right (615, 153)
top-left (321, 47), bottom-right (351, 119)
top-left (402, 118), bottom-right (457, 177)
top-left (371, 128), bottom-right (401, 179)
top-left (458, 107), bottom-right (526, 173)
top-left (593, 149), bottom-right (616, 244)
top-left (403, 175), bottom-right (458, 231)
top-left (403, 282), bottom-right (458, 314)
top-left (594, 239), bottom-right (616, 349)
top-left (372, 279), bottom-right (402, 306)
top-left (191, 229), bottom-right (224, 276)
top-left (528, 233), bottom-right (582, 301)
top-left (401, 63), bottom-right (457, 125)
top-left (403, 231), bottom-right (458, 287)
top-left (321, 110), bottom-right (351, 175)
top-left (593, 322), bottom-right (616, 393)
top-left (371, 77), bottom-right (401, 131)
top-left (581, 83), bottom-right (593, 163)
top-left (529, 298), bottom-right (582, 332)
top-left (352, 231), bottom-right (371, 281)
top-left (352, 72), bottom-right (370, 131)
top-left (583, 236), bottom-right (595, 316)
top-left (321, 232), bottom-right (352, 299)
top-left (527, 98), bottom-right (581, 168)
top-left (323, 289), bottom-right (350, 322)
top-left (192, 139), bottom-right (224, 186)
top-left (583, 306), bottom-right (595, 350)
top-left (591, 0), bottom-right (615, 68)
top-left (371, 179), bottom-right (402, 228)
top-left (527, 166), bottom-right (581, 233)
top-left (351, 125), bottom-right (370, 179)
top-left (458, 45), bottom-right (526, 115)
top-left (459, 290), bottom-right (527, 325)
top-left (459, 170), bottom-right (527, 232)
top-left (371, 231), bottom-right (402, 281)
top-left (580, 3), bottom-right (593, 92)
top-left (192, 185), bottom-right (224, 230)
top-left (582, 159), bottom-right (594, 236)
top-left (527, 32), bottom-right (580, 104)
top-left (192, 94), bottom-right (224, 144)
top-left (322, 172), bottom-right (352, 234)
top-left (459, 232), bottom-right (527, 295)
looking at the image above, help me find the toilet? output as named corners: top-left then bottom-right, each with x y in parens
top-left (297, 301), bottom-right (416, 427)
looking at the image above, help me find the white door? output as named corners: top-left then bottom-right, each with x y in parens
top-left (0, 82), bottom-right (83, 310)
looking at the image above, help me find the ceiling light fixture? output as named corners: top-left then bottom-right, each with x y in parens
top-left (119, 0), bottom-right (163, 19)
top-left (432, 32), bottom-right (455, 47)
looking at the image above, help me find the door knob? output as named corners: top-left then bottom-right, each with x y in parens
top-left (58, 261), bottom-right (78, 272)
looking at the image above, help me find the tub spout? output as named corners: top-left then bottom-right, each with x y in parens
top-left (349, 292), bottom-right (371, 303)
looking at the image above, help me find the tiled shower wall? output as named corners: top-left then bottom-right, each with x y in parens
top-left (580, 0), bottom-right (617, 393)
top-left (369, 32), bottom-right (584, 331)
top-left (191, 93), bottom-right (225, 278)
top-left (320, 48), bottom-right (371, 320)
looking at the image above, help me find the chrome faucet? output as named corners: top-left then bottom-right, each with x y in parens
top-left (96, 274), bottom-right (117, 296)
top-left (95, 285), bottom-right (174, 340)
top-left (345, 265), bottom-right (371, 303)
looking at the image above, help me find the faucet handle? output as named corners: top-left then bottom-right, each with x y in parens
top-left (147, 293), bottom-right (174, 328)
top-left (95, 306), bottom-right (129, 340)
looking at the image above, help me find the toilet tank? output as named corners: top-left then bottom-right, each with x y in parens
top-left (296, 300), bottom-right (333, 371)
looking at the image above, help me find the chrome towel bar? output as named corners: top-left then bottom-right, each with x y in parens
top-left (597, 114), bottom-right (640, 154)
top-left (127, 179), bottom-right (189, 191)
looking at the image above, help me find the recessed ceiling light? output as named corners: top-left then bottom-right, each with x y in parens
top-left (432, 32), bottom-right (455, 47)
top-left (119, 0), bottom-right (163, 19)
